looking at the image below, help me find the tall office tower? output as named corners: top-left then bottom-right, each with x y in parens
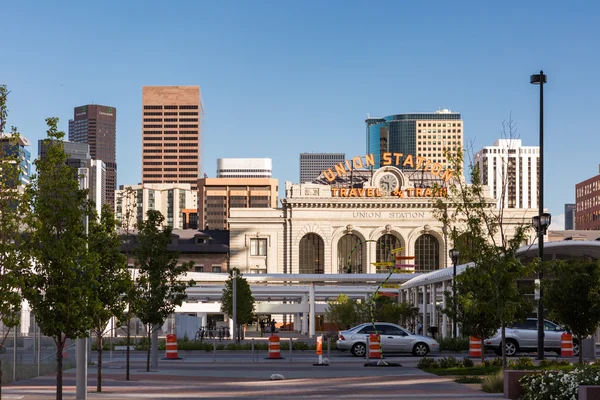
top-left (198, 177), bottom-right (278, 230)
top-left (366, 109), bottom-right (463, 170)
top-left (575, 167), bottom-right (600, 230)
top-left (217, 158), bottom-right (272, 178)
top-left (0, 133), bottom-right (32, 186)
top-left (474, 139), bottom-right (539, 209)
top-left (299, 153), bottom-right (345, 183)
top-left (564, 203), bottom-right (576, 230)
top-left (141, 86), bottom-right (204, 190)
top-left (38, 140), bottom-right (90, 166)
top-left (115, 183), bottom-right (198, 230)
top-left (68, 105), bottom-right (116, 210)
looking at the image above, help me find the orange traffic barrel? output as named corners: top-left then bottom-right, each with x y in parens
top-left (165, 334), bottom-right (179, 359)
top-left (469, 336), bottom-right (482, 358)
top-left (561, 332), bottom-right (573, 357)
top-left (268, 334), bottom-right (282, 359)
top-left (368, 333), bottom-right (382, 359)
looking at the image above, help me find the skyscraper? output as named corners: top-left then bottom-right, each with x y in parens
top-left (474, 139), bottom-right (539, 209)
top-left (217, 158), bottom-right (272, 178)
top-left (366, 109), bottom-right (463, 170)
top-left (564, 203), bottom-right (576, 230)
top-left (299, 153), bottom-right (345, 183)
top-left (0, 133), bottom-right (31, 186)
top-left (141, 86), bottom-right (204, 190)
top-left (68, 105), bottom-right (116, 210)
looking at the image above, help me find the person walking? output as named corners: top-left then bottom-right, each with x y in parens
top-left (270, 319), bottom-right (276, 335)
top-left (259, 319), bottom-right (265, 337)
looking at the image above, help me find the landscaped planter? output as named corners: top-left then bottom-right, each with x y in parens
top-left (578, 385), bottom-right (600, 400)
top-left (503, 370), bottom-right (542, 399)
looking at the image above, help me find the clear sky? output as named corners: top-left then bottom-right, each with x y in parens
top-left (2, 0), bottom-right (600, 229)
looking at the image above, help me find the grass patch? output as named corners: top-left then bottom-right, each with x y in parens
top-left (481, 370), bottom-right (503, 393)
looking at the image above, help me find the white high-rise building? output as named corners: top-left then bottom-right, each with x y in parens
top-left (216, 158), bottom-right (272, 178)
top-left (474, 139), bottom-right (539, 209)
top-left (300, 153), bottom-right (345, 183)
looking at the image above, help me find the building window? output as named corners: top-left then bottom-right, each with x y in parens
top-left (376, 234), bottom-right (401, 264)
top-left (337, 234), bottom-right (362, 274)
top-left (299, 233), bottom-right (324, 274)
top-left (194, 265), bottom-right (204, 272)
top-left (414, 234), bottom-right (440, 272)
top-left (212, 266), bottom-right (221, 273)
top-left (250, 238), bottom-right (267, 256)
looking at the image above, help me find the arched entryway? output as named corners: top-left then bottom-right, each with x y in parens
top-left (337, 234), bottom-right (363, 274)
top-left (298, 233), bottom-right (325, 274)
top-left (414, 234), bottom-right (440, 272)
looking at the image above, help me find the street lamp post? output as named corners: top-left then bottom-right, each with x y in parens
top-left (449, 248), bottom-right (460, 338)
top-left (532, 212), bottom-right (551, 359)
top-left (531, 70), bottom-right (548, 360)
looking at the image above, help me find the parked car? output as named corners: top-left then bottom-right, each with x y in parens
top-left (484, 318), bottom-right (579, 357)
top-left (336, 322), bottom-right (440, 357)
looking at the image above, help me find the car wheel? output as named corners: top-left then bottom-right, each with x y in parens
top-left (412, 342), bottom-right (430, 357)
top-left (351, 342), bottom-right (367, 357)
top-left (573, 340), bottom-right (580, 357)
top-left (505, 339), bottom-right (518, 357)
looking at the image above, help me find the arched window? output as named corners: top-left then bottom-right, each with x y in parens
top-left (337, 234), bottom-right (362, 274)
top-left (299, 234), bottom-right (324, 274)
top-left (415, 234), bottom-right (440, 272)
top-left (376, 234), bottom-right (401, 263)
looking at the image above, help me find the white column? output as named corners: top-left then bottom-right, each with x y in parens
top-left (421, 285), bottom-right (427, 335)
top-left (413, 288), bottom-right (418, 334)
top-left (302, 293), bottom-right (309, 335)
top-left (441, 280), bottom-right (448, 338)
top-left (430, 283), bottom-right (437, 333)
top-left (20, 300), bottom-right (30, 335)
top-left (198, 312), bottom-right (208, 329)
top-left (309, 283), bottom-right (316, 338)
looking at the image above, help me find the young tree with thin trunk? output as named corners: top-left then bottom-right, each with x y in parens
top-left (0, 85), bottom-right (29, 397)
top-left (87, 204), bottom-right (132, 392)
top-left (221, 268), bottom-right (255, 342)
top-left (543, 258), bottom-right (600, 364)
top-left (131, 210), bottom-right (193, 371)
top-left (21, 118), bottom-right (99, 400)
top-left (434, 134), bottom-right (534, 369)
top-left (116, 186), bottom-right (137, 381)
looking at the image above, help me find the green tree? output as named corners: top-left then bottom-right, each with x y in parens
top-left (221, 268), bottom-right (255, 342)
top-left (21, 118), bottom-right (99, 400)
top-left (433, 144), bottom-right (534, 368)
top-left (543, 258), bottom-right (600, 364)
top-left (325, 294), bottom-right (357, 330)
top-left (116, 186), bottom-right (137, 381)
top-left (0, 85), bottom-right (30, 394)
top-left (87, 204), bottom-right (132, 392)
top-left (131, 210), bottom-right (193, 371)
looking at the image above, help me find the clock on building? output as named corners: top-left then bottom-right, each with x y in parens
top-left (379, 173), bottom-right (399, 195)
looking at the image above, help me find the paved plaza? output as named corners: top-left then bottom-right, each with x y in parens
top-left (3, 351), bottom-right (503, 400)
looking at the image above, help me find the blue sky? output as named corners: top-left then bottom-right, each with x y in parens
top-left (2, 0), bottom-right (600, 229)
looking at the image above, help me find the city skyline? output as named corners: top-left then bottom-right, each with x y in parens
top-left (3, 1), bottom-right (600, 230)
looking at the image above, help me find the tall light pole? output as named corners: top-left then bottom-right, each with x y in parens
top-left (531, 70), bottom-right (547, 360)
top-left (449, 248), bottom-right (460, 338)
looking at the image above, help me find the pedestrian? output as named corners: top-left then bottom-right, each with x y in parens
top-left (417, 322), bottom-right (423, 335)
top-left (270, 319), bottom-right (276, 335)
top-left (259, 319), bottom-right (265, 337)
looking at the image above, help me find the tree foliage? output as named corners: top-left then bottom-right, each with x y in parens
top-left (21, 118), bottom-right (100, 399)
top-left (131, 209), bottom-right (193, 371)
top-left (433, 143), bottom-right (534, 368)
top-left (543, 258), bottom-right (600, 364)
top-left (221, 268), bottom-right (255, 342)
top-left (325, 294), bottom-right (417, 330)
top-left (87, 204), bottom-right (132, 392)
top-left (0, 85), bottom-right (30, 393)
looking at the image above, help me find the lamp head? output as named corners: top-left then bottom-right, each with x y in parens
top-left (530, 72), bottom-right (547, 85)
top-left (449, 248), bottom-right (460, 263)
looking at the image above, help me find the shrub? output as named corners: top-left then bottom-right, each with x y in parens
top-left (454, 375), bottom-right (482, 384)
top-left (481, 370), bottom-right (503, 393)
top-left (482, 357), bottom-right (502, 368)
top-left (438, 336), bottom-right (469, 352)
top-left (462, 357), bottom-right (474, 368)
top-left (520, 366), bottom-right (600, 400)
top-left (439, 356), bottom-right (461, 369)
top-left (507, 356), bottom-right (535, 370)
top-left (417, 357), bottom-right (439, 369)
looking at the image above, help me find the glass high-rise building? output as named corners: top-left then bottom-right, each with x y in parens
top-left (564, 203), bottom-right (576, 230)
top-left (1, 133), bottom-right (31, 186)
top-left (68, 105), bottom-right (117, 210)
top-left (366, 109), bottom-right (463, 169)
top-left (299, 153), bottom-right (345, 183)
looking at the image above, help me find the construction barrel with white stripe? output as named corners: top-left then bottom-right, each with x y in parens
top-left (268, 334), bottom-right (282, 359)
top-left (469, 336), bottom-right (482, 358)
top-left (165, 334), bottom-right (179, 359)
top-left (561, 332), bottom-right (573, 357)
top-left (368, 333), bottom-right (382, 359)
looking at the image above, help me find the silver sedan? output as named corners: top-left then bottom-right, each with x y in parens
top-left (336, 322), bottom-right (440, 357)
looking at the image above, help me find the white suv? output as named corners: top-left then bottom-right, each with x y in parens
top-left (484, 318), bottom-right (579, 357)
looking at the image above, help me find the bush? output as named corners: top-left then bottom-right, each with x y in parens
top-left (439, 356), bottom-right (461, 369)
top-left (507, 356), bottom-right (535, 370)
top-left (417, 357), bottom-right (439, 369)
top-left (462, 357), bottom-right (474, 368)
top-left (454, 375), bottom-right (482, 384)
top-left (520, 366), bottom-right (600, 400)
top-left (481, 370), bottom-right (503, 393)
top-left (438, 336), bottom-right (469, 352)
top-left (482, 357), bottom-right (502, 368)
